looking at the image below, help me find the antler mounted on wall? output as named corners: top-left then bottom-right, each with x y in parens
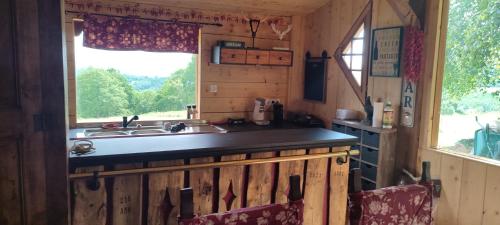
top-left (270, 19), bottom-right (292, 40)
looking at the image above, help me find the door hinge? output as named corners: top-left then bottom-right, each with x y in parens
top-left (33, 113), bottom-right (47, 131)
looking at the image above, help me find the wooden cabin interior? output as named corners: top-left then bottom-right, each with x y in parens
top-left (1, 0), bottom-right (499, 225)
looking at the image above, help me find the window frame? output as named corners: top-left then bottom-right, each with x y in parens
top-left (334, 1), bottom-right (372, 104)
top-left (420, 0), bottom-right (500, 166)
top-left (67, 18), bottom-right (201, 127)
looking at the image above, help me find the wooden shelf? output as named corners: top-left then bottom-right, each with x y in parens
top-left (212, 46), bottom-right (293, 67)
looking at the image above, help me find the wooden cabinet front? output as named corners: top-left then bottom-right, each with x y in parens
top-left (71, 147), bottom-right (351, 225)
top-left (269, 51), bottom-right (293, 66)
top-left (246, 50), bottom-right (270, 65)
top-left (220, 48), bottom-right (246, 64)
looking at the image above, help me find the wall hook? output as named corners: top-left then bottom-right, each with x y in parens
top-left (336, 150), bottom-right (351, 165)
top-left (86, 171), bottom-right (100, 191)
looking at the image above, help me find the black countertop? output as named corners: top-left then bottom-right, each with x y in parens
top-left (217, 121), bottom-right (306, 132)
top-left (69, 128), bottom-right (358, 168)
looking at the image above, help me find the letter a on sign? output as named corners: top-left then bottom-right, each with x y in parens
top-left (400, 78), bottom-right (416, 127)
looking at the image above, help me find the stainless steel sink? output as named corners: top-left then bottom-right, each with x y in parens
top-left (86, 131), bottom-right (129, 137)
top-left (129, 129), bottom-right (169, 135)
top-left (74, 124), bottom-right (226, 140)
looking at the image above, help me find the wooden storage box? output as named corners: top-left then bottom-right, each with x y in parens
top-left (212, 46), bottom-right (293, 66)
top-left (212, 46), bottom-right (246, 64)
top-left (246, 50), bottom-right (270, 65)
top-left (269, 50), bottom-right (293, 65)
top-left (332, 119), bottom-right (397, 190)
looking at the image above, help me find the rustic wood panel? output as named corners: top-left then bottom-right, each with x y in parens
top-left (457, 160), bottom-right (487, 225)
top-left (202, 82), bottom-right (287, 98)
top-left (419, 149), bottom-right (442, 178)
top-left (420, 149), bottom-right (500, 225)
top-left (148, 160), bottom-right (184, 225)
top-left (246, 152), bottom-right (276, 207)
top-left (112, 163), bottom-right (143, 225)
top-left (200, 34), bottom-right (290, 52)
top-left (0, 141), bottom-right (22, 225)
top-left (0, 0), bottom-right (18, 108)
top-left (190, 157), bottom-right (215, 215)
top-left (200, 98), bottom-right (254, 113)
top-left (435, 154), bottom-right (463, 225)
top-left (376, 130), bottom-right (398, 188)
top-left (72, 166), bottom-right (107, 225)
top-left (303, 148), bottom-right (329, 225)
top-left (483, 165), bottom-right (500, 225)
top-left (218, 154), bottom-right (246, 211)
top-left (198, 30), bottom-right (290, 121)
top-left (65, 19), bottom-right (77, 128)
top-left (286, 15), bottom-right (306, 112)
top-left (329, 146), bottom-right (350, 225)
top-left (137, 0), bottom-right (329, 15)
top-left (204, 66), bottom-right (288, 83)
top-left (275, 149), bottom-right (306, 204)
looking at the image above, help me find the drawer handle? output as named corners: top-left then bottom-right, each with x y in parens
top-left (279, 57), bottom-right (283, 60)
top-left (231, 54), bottom-right (236, 58)
top-left (256, 55), bottom-right (260, 59)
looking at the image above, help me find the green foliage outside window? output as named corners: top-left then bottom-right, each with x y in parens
top-left (76, 56), bottom-right (196, 119)
top-left (441, 0), bottom-right (499, 113)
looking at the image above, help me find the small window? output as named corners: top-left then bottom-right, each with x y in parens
top-left (74, 33), bottom-right (197, 123)
top-left (335, 2), bottom-right (372, 104)
top-left (436, 0), bottom-right (499, 160)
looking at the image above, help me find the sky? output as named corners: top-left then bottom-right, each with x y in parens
top-left (74, 34), bottom-right (193, 77)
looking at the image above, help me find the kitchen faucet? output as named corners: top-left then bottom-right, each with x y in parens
top-left (122, 115), bottom-right (139, 128)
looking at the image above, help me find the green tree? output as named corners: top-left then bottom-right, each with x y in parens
top-left (134, 90), bottom-right (158, 114)
top-left (442, 0), bottom-right (499, 99)
top-left (155, 56), bottom-right (196, 111)
top-left (77, 68), bottom-right (131, 118)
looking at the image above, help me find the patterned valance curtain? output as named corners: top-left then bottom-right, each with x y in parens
top-left (83, 14), bottom-right (200, 53)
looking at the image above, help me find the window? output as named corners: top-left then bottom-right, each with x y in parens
top-left (74, 33), bottom-right (197, 123)
top-left (334, 1), bottom-right (372, 103)
top-left (342, 26), bottom-right (365, 86)
top-left (435, 0), bottom-right (499, 160)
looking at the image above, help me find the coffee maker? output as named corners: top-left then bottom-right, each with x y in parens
top-left (252, 98), bottom-right (270, 125)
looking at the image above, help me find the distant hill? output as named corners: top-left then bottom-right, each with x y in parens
top-left (125, 75), bottom-right (167, 91)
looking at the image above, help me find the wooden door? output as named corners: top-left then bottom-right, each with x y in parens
top-left (0, 0), bottom-right (68, 225)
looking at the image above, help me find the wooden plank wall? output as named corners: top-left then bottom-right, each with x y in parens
top-left (420, 149), bottom-right (500, 225)
top-left (288, 0), bottom-right (404, 127)
top-left (70, 147), bottom-right (350, 225)
top-left (65, 15), bottom-right (77, 128)
top-left (291, 0), bottom-right (427, 176)
top-left (63, 0), bottom-right (292, 125)
top-left (198, 23), bottom-right (291, 122)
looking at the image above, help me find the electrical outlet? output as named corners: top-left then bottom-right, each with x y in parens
top-left (208, 84), bottom-right (218, 93)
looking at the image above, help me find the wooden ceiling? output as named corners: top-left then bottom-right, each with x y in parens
top-left (133, 0), bottom-right (331, 15)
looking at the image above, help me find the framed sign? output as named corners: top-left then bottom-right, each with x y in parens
top-left (400, 77), bottom-right (417, 127)
top-left (370, 26), bottom-right (403, 77)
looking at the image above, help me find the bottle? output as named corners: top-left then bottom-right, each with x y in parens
top-left (382, 100), bottom-right (393, 129)
top-left (187, 105), bottom-right (192, 119)
top-left (191, 105), bottom-right (198, 119)
top-left (373, 41), bottom-right (379, 60)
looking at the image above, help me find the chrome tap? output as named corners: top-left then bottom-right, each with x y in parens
top-left (122, 115), bottom-right (139, 128)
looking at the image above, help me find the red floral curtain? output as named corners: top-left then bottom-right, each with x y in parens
top-left (83, 14), bottom-right (200, 53)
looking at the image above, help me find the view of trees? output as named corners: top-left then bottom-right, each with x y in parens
top-left (76, 56), bottom-right (196, 119)
top-left (438, 0), bottom-right (499, 154)
top-left (440, 0), bottom-right (499, 115)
